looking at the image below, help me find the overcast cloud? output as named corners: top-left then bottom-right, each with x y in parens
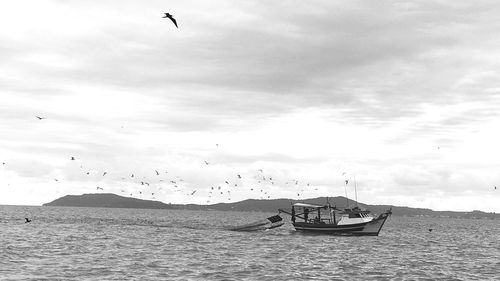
top-left (1, 0), bottom-right (499, 211)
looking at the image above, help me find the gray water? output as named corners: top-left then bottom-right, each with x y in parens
top-left (1, 206), bottom-right (498, 280)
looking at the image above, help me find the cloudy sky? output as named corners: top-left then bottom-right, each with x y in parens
top-left (1, 0), bottom-right (499, 212)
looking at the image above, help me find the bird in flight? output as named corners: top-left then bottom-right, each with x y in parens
top-left (162, 13), bottom-right (178, 28)
top-left (71, 157), bottom-right (75, 160)
top-left (35, 116), bottom-right (46, 120)
top-left (155, 170), bottom-right (159, 176)
top-left (25, 218), bottom-right (32, 223)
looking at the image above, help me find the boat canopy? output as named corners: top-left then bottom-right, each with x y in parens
top-left (293, 203), bottom-right (324, 208)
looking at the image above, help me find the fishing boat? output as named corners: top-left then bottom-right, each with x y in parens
top-left (278, 202), bottom-right (391, 236)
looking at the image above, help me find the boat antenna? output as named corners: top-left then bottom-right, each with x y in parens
top-left (354, 175), bottom-right (359, 208)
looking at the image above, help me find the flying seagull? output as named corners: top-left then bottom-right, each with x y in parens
top-left (71, 157), bottom-right (75, 160)
top-left (163, 13), bottom-right (178, 28)
top-left (25, 218), bottom-right (32, 223)
top-left (35, 116), bottom-right (46, 120)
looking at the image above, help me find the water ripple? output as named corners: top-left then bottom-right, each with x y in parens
top-left (1, 206), bottom-right (498, 280)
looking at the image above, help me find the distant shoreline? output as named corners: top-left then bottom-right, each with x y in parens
top-left (34, 193), bottom-right (499, 219)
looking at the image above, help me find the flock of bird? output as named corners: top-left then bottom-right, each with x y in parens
top-left (1, 114), bottom-right (325, 205)
top-left (2, 112), bottom-right (499, 205)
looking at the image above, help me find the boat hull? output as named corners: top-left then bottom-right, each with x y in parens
top-left (231, 221), bottom-right (284, 231)
top-left (292, 212), bottom-right (390, 236)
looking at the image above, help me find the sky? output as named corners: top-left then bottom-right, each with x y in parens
top-left (1, 0), bottom-right (499, 212)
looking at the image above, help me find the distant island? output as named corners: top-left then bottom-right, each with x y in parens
top-left (43, 193), bottom-right (173, 209)
top-left (43, 193), bottom-right (499, 219)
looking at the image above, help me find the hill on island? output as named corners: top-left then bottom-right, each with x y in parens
top-left (43, 193), bottom-right (499, 219)
top-left (43, 193), bottom-right (174, 209)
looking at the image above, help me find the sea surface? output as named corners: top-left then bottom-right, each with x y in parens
top-left (1, 205), bottom-right (498, 281)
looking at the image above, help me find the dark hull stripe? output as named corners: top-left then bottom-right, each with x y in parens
top-left (295, 226), bottom-right (365, 232)
top-left (293, 221), bottom-right (368, 229)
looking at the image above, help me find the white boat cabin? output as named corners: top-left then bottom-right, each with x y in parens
top-left (337, 208), bottom-right (374, 225)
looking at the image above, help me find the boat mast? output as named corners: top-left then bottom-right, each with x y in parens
top-left (354, 175), bottom-right (359, 208)
top-left (344, 179), bottom-right (349, 207)
top-left (327, 197), bottom-right (333, 223)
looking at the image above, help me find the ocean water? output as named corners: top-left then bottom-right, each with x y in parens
top-left (1, 206), bottom-right (498, 281)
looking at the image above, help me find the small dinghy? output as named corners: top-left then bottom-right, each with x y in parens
top-left (230, 215), bottom-right (284, 231)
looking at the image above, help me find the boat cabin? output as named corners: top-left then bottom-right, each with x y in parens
top-left (337, 207), bottom-right (374, 225)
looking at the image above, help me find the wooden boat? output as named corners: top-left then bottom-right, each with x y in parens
top-left (279, 202), bottom-right (391, 236)
top-left (229, 214), bottom-right (284, 231)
